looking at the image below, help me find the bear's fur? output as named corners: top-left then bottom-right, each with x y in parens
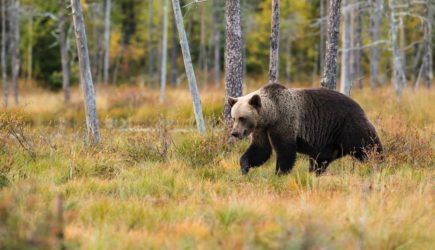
top-left (228, 83), bottom-right (383, 175)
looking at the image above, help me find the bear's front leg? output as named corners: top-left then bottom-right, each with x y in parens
top-left (269, 132), bottom-right (297, 175)
top-left (240, 130), bottom-right (272, 175)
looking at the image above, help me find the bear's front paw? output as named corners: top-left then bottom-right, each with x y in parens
top-left (241, 167), bottom-right (250, 175)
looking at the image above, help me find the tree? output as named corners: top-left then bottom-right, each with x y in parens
top-left (70, 0), bottom-right (101, 145)
top-left (59, 0), bottom-right (70, 103)
top-left (417, 1), bottom-right (432, 89)
top-left (321, 0), bottom-right (342, 90)
top-left (388, 0), bottom-right (407, 97)
top-left (103, 0), bottom-right (111, 84)
top-left (171, 0), bottom-right (205, 133)
top-left (340, 0), bottom-right (352, 95)
top-left (224, 0), bottom-right (243, 126)
top-left (160, 0), bottom-right (168, 103)
top-left (170, 13), bottom-right (178, 87)
top-left (1, 0), bottom-right (7, 108)
top-left (148, 0), bottom-right (155, 88)
top-left (352, 1), bottom-right (362, 89)
top-left (268, 0), bottom-right (280, 83)
top-left (11, 0), bottom-right (20, 105)
top-left (369, 0), bottom-right (383, 90)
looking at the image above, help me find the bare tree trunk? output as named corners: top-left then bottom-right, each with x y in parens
top-left (59, 0), bottom-right (70, 103)
top-left (369, 0), bottom-right (382, 90)
top-left (160, 0), bottom-right (168, 103)
top-left (71, 0), bottom-right (101, 145)
top-left (388, 0), bottom-right (407, 97)
top-left (1, 0), bottom-right (7, 108)
top-left (103, 0), bottom-right (111, 84)
top-left (321, 0), bottom-right (342, 90)
top-left (340, 0), bottom-right (352, 95)
top-left (352, 1), bottom-right (362, 89)
top-left (11, 0), bottom-right (19, 105)
top-left (224, 0), bottom-right (244, 126)
top-left (420, 1), bottom-right (432, 89)
top-left (27, 14), bottom-right (32, 85)
top-left (171, 0), bottom-right (205, 133)
top-left (269, 0), bottom-right (280, 83)
top-left (320, 0), bottom-right (328, 75)
top-left (148, 0), bottom-right (155, 89)
top-left (212, 0), bottom-right (221, 86)
top-left (170, 13), bottom-right (178, 87)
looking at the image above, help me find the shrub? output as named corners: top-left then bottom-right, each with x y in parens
top-left (175, 131), bottom-right (228, 168)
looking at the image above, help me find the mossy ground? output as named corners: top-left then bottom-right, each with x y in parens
top-left (0, 83), bottom-right (434, 249)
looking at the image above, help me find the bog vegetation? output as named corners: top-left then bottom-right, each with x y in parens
top-left (0, 83), bottom-right (434, 249)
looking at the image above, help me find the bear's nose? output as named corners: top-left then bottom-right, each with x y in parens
top-left (231, 132), bottom-right (240, 138)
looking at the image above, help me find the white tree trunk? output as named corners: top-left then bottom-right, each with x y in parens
top-left (369, 0), bottom-right (383, 90)
top-left (148, 0), bottom-right (155, 88)
top-left (1, 0), bottom-right (7, 108)
top-left (27, 14), bottom-right (32, 86)
top-left (11, 0), bottom-right (20, 105)
top-left (71, 0), bottom-right (101, 145)
top-left (340, 0), bottom-right (352, 95)
top-left (321, 0), bottom-right (342, 90)
top-left (388, 0), bottom-right (407, 97)
top-left (59, 0), bottom-right (70, 103)
top-left (269, 0), bottom-right (280, 83)
top-left (103, 0), bottom-right (111, 84)
top-left (420, 1), bottom-right (432, 88)
top-left (160, 0), bottom-right (168, 103)
top-left (171, 0), bottom-right (206, 133)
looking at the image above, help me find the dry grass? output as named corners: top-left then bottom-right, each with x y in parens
top-left (0, 83), bottom-right (434, 249)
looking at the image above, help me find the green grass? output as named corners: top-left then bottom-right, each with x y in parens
top-left (0, 86), bottom-right (434, 249)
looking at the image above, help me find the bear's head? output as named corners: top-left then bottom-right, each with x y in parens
top-left (228, 94), bottom-right (261, 139)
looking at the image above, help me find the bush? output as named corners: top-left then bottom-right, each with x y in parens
top-left (175, 131), bottom-right (228, 168)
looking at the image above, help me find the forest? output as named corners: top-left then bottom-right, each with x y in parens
top-left (0, 0), bottom-right (434, 249)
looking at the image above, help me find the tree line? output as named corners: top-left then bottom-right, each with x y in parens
top-left (0, 0), bottom-right (433, 144)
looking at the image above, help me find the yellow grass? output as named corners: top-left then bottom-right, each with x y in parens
top-left (0, 83), bottom-right (434, 249)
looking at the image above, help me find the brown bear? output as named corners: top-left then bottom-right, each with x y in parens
top-left (228, 83), bottom-right (383, 175)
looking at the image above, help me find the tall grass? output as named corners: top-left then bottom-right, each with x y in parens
top-left (0, 84), bottom-right (434, 249)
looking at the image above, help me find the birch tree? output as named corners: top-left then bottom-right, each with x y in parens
top-left (160, 0), bottom-right (168, 103)
top-left (224, 0), bottom-right (244, 125)
top-left (103, 0), bottom-right (111, 84)
top-left (418, 1), bottom-right (433, 89)
top-left (268, 0), bottom-right (280, 83)
top-left (71, 0), bottom-right (101, 145)
top-left (170, 14), bottom-right (178, 87)
top-left (388, 0), bottom-right (407, 97)
top-left (148, 0), bottom-right (155, 88)
top-left (369, 0), bottom-right (383, 89)
top-left (352, 1), bottom-right (362, 89)
top-left (171, 0), bottom-right (205, 133)
top-left (59, 0), bottom-right (70, 103)
top-left (340, 0), bottom-right (352, 95)
top-left (321, 0), bottom-right (342, 90)
top-left (1, 0), bottom-right (7, 108)
top-left (11, 0), bottom-right (20, 105)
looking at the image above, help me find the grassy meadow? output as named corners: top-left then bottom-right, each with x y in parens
top-left (0, 82), bottom-right (434, 249)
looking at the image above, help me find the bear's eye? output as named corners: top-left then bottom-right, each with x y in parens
top-left (239, 117), bottom-right (246, 122)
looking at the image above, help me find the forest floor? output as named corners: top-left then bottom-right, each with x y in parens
top-left (0, 83), bottom-right (434, 249)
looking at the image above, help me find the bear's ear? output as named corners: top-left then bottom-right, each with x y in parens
top-left (249, 95), bottom-right (261, 109)
top-left (228, 96), bottom-right (238, 107)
